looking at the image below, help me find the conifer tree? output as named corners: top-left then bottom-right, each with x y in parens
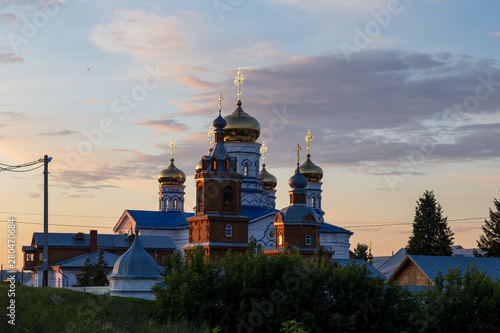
top-left (476, 197), bottom-right (500, 257)
top-left (407, 190), bottom-right (454, 256)
top-left (352, 243), bottom-right (369, 260)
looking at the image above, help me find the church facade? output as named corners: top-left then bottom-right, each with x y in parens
top-left (113, 69), bottom-right (352, 259)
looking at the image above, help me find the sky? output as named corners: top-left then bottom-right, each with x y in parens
top-left (1, 0), bottom-right (499, 268)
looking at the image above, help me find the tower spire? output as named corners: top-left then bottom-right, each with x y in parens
top-left (234, 68), bottom-right (245, 104)
top-left (260, 141), bottom-right (268, 165)
top-left (305, 130), bottom-right (313, 156)
top-left (169, 137), bottom-right (175, 160)
top-left (208, 124), bottom-right (214, 152)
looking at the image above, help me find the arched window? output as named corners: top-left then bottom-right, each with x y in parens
top-left (243, 164), bottom-right (249, 177)
top-left (306, 235), bottom-right (312, 245)
top-left (212, 159), bottom-right (217, 170)
top-left (225, 158), bottom-right (230, 170)
top-left (278, 233), bottom-right (283, 246)
top-left (225, 224), bottom-right (232, 237)
top-left (164, 198), bottom-right (169, 211)
top-left (173, 198), bottom-right (178, 210)
top-left (311, 196), bottom-right (316, 208)
top-left (197, 186), bottom-right (204, 212)
top-left (223, 185), bottom-right (233, 211)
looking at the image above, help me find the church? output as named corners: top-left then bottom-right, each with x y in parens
top-left (113, 69), bottom-right (352, 259)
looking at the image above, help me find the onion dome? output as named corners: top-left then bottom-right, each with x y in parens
top-left (195, 159), bottom-right (202, 173)
top-left (224, 101), bottom-right (261, 142)
top-left (213, 114), bottom-right (227, 129)
top-left (108, 232), bottom-right (161, 279)
top-left (289, 165), bottom-right (307, 189)
top-left (158, 159), bottom-right (186, 185)
top-left (299, 154), bottom-right (323, 182)
top-left (260, 164), bottom-right (277, 190)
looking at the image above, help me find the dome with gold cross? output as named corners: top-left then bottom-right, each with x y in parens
top-left (259, 142), bottom-right (277, 190)
top-left (299, 130), bottom-right (323, 183)
top-left (158, 137), bottom-right (186, 185)
top-left (224, 68), bottom-right (261, 142)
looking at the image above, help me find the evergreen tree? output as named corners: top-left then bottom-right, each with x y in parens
top-left (476, 197), bottom-right (500, 257)
top-left (352, 243), bottom-right (368, 260)
top-left (407, 190), bottom-right (454, 256)
top-left (75, 249), bottom-right (109, 286)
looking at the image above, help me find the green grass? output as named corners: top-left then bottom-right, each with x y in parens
top-left (0, 285), bottom-right (212, 333)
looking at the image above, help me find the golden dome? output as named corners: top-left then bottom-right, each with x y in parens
top-left (195, 159), bottom-right (202, 173)
top-left (224, 101), bottom-right (261, 142)
top-left (158, 159), bottom-right (186, 185)
top-left (299, 154), bottom-right (323, 183)
top-left (260, 164), bottom-right (277, 190)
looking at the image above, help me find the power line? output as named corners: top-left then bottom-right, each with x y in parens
top-left (0, 158), bottom-right (44, 172)
top-left (0, 211), bottom-right (118, 219)
top-left (0, 219), bottom-right (114, 229)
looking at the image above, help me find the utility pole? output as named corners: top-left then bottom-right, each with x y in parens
top-left (42, 155), bottom-right (52, 287)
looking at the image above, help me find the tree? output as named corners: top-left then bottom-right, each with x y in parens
top-left (352, 243), bottom-right (368, 260)
top-left (75, 249), bottom-right (109, 286)
top-left (476, 197), bottom-right (500, 257)
top-left (407, 190), bottom-right (454, 256)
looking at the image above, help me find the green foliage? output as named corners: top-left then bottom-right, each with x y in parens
top-left (352, 243), bottom-right (369, 260)
top-left (409, 264), bottom-right (500, 332)
top-left (476, 197), bottom-right (500, 257)
top-left (407, 190), bottom-right (454, 256)
top-left (280, 319), bottom-right (308, 333)
top-left (75, 249), bottom-right (110, 286)
top-left (0, 285), bottom-right (211, 333)
top-left (153, 245), bottom-right (417, 332)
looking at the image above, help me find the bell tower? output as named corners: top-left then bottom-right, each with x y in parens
top-left (183, 94), bottom-right (249, 260)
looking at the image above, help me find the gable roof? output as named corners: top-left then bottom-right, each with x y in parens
top-left (32, 232), bottom-right (176, 250)
top-left (387, 255), bottom-right (500, 285)
top-left (374, 248), bottom-right (407, 276)
top-left (53, 251), bottom-right (121, 268)
top-left (243, 206), bottom-right (278, 223)
top-left (332, 259), bottom-right (385, 279)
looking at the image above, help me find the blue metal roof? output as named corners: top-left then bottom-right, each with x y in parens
top-left (53, 251), bottom-right (121, 268)
top-left (408, 255), bottom-right (500, 283)
top-left (241, 206), bottom-right (278, 222)
top-left (320, 222), bottom-right (353, 234)
top-left (33, 233), bottom-right (176, 250)
top-left (375, 248), bottom-right (407, 276)
top-left (332, 259), bottom-right (385, 279)
top-left (126, 210), bottom-right (193, 229)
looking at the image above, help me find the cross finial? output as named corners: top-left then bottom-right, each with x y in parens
top-left (305, 130), bottom-right (313, 155)
top-left (234, 68), bottom-right (245, 102)
top-left (208, 124), bottom-right (215, 150)
top-left (260, 141), bottom-right (268, 164)
top-left (369, 240), bottom-right (372, 251)
top-left (295, 144), bottom-right (301, 165)
top-left (169, 137), bottom-right (175, 159)
top-left (218, 93), bottom-right (223, 116)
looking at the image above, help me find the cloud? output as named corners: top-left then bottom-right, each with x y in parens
top-left (137, 117), bottom-right (189, 134)
top-left (178, 49), bottom-right (500, 175)
top-left (0, 12), bottom-right (21, 24)
top-left (27, 191), bottom-right (40, 198)
top-left (89, 10), bottom-right (190, 61)
top-left (177, 75), bottom-right (214, 89)
top-left (0, 48), bottom-right (22, 63)
top-left (230, 40), bottom-right (279, 61)
top-left (492, 32), bottom-right (500, 37)
top-left (37, 130), bottom-right (78, 136)
top-left (0, 111), bottom-right (26, 119)
top-left (83, 99), bottom-right (106, 104)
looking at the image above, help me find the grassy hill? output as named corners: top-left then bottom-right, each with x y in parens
top-left (0, 284), bottom-right (212, 333)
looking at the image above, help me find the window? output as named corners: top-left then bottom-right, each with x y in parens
top-left (39, 253), bottom-right (43, 261)
top-left (197, 186), bottom-right (204, 211)
top-left (306, 235), bottom-right (311, 245)
top-left (223, 185), bottom-right (233, 211)
top-left (243, 164), bottom-right (249, 176)
top-left (278, 233), bottom-right (283, 246)
top-left (212, 159), bottom-right (217, 170)
top-left (311, 196), bottom-right (316, 208)
top-left (225, 158), bottom-right (230, 170)
top-left (225, 224), bottom-right (232, 237)
top-left (164, 198), bottom-right (169, 211)
top-left (173, 199), bottom-right (178, 210)
top-left (26, 253), bottom-right (34, 262)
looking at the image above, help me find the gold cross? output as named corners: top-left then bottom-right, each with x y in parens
top-left (218, 93), bottom-right (223, 116)
top-left (208, 124), bottom-right (214, 150)
top-left (169, 137), bottom-right (175, 159)
top-left (305, 130), bottom-right (313, 155)
top-left (369, 240), bottom-right (372, 251)
top-left (295, 144), bottom-right (301, 164)
top-left (234, 68), bottom-right (245, 101)
top-left (260, 141), bottom-right (268, 164)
